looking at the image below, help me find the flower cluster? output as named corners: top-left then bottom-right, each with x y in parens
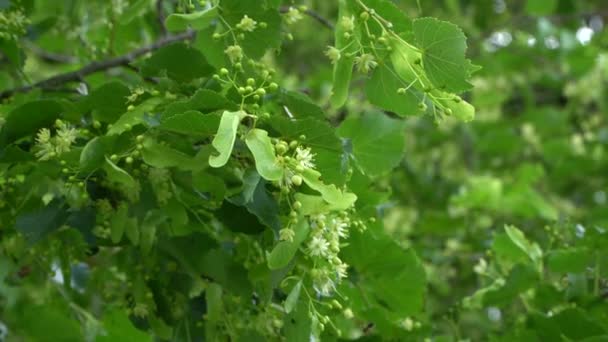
top-left (224, 45), bottom-right (243, 64)
top-left (284, 7), bottom-right (303, 25)
top-left (271, 138), bottom-right (315, 190)
top-left (0, 10), bottom-right (29, 41)
top-left (34, 120), bottom-right (79, 161)
top-left (236, 15), bottom-right (257, 32)
top-left (307, 213), bottom-right (351, 296)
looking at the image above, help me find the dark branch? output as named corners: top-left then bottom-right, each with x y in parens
top-left (280, 6), bottom-right (334, 30)
top-left (25, 43), bottom-right (78, 64)
top-left (0, 31), bottom-right (194, 99)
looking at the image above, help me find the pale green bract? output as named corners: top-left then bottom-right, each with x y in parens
top-left (209, 110), bottom-right (246, 168)
top-left (300, 168), bottom-right (357, 210)
top-left (244, 128), bottom-right (283, 181)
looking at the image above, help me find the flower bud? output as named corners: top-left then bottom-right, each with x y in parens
top-left (291, 175), bottom-right (303, 186)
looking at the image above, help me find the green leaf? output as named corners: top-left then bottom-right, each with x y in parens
top-left (360, 0), bottom-right (412, 34)
top-left (104, 157), bottom-right (137, 190)
top-left (107, 97), bottom-right (163, 135)
top-left (505, 225), bottom-right (543, 271)
top-left (163, 89), bottom-right (236, 117)
top-left (194, 26), bottom-right (227, 69)
top-left (268, 220), bottom-right (309, 270)
top-left (15, 200), bottom-right (68, 244)
top-left (245, 128), bottom-right (283, 181)
top-left (209, 110), bottom-right (246, 168)
top-left (140, 43), bottom-right (214, 82)
top-left (0, 100), bottom-right (63, 146)
top-left (98, 308), bottom-right (152, 342)
top-left (338, 112), bottom-right (406, 176)
top-left (205, 283), bottom-right (223, 341)
top-left (284, 280), bottom-right (302, 314)
top-left (412, 17), bottom-right (473, 93)
top-left (483, 263), bottom-right (539, 307)
top-left (526, 0), bottom-right (558, 16)
top-left (159, 110), bottom-right (221, 137)
top-left (228, 170), bottom-right (281, 231)
top-left (330, 0), bottom-right (359, 108)
top-left (78, 81), bottom-right (130, 123)
top-left (119, 0), bottom-right (151, 24)
top-left (165, 7), bottom-right (218, 32)
top-left (366, 64), bottom-right (422, 117)
top-left (342, 227), bottom-right (426, 317)
top-left (110, 205), bottom-right (129, 243)
top-left (124, 217), bottom-right (140, 245)
top-left (142, 138), bottom-right (207, 171)
top-left (547, 248), bottom-right (592, 274)
top-left (79, 137), bottom-right (106, 174)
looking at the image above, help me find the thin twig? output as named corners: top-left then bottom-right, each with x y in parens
top-left (280, 6), bottom-right (334, 30)
top-left (0, 31), bottom-right (194, 99)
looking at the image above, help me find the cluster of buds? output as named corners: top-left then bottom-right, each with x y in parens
top-left (34, 120), bottom-right (79, 161)
top-left (148, 168), bottom-right (172, 205)
top-left (271, 137), bottom-right (314, 191)
top-left (0, 9), bottom-right (29, 41)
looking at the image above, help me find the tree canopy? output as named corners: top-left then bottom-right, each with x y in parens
top-left (1, 0), bottom-right (607, 341)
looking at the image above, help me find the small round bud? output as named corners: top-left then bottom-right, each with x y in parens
top-left (93, 120), bottom-right (102, 129)
top-left (293, 201), bottom-right (302, 210)
top-left (343, 32), bottom-right (351, 39)
top-left (253, 95), bottom-right (260, 101)
top-left (212, 32), bottom-right (221, 39)
top-left (136, 135), bottom-right (144, 142)
top-left (127, 105), bottom-right (135, 111)
top-left (110, 154), bottom-right (118, 161)
top-left (245, 86), bottom-right (254, 93)
top-left (360, 12), bottom-right (369, 20)
top-left (220, 68), bottom-right (229, 75)
top-left (276, 142), bottom-right (288, 155)
top-left (259, 22), bottom-right (267, 28)
top-left (269, 82), bottom-right (278, 91)
top-left (237, 33), bottom-right (245, 40)
top-left (256, 88), bottom-right (266, 96)
top-left (125, 157), bottom-right (134, 164)
top-left (397, 88), bottom-right (406, 95)
top-left (238, 87), bottom-right (246, 94)
top-left (291, 175), bottom-right (303, 186)
top-left (262, 112), bottom-right (271, 119)
top-left (247, 78), bottom-right (255, 86)
top-left (289, 141), bottom-right (298, 149)
top-left (289, 211), bottom-right (297, 218)
top-left (62, 168), bottom-right (69, 174)
top-left (213, 73), bottom-right (220, 80)
top-left (60, 160), bottom-right (66, 166)
top-left (235, 62), bottom-right (243, 70)
top-left (136, 144), bottom-right (143, 150)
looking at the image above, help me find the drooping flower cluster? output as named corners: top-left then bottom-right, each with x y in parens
top-left (307, 213), bottom-right (351, 296)
top-left (34, 120), bottom-right (79, 161)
